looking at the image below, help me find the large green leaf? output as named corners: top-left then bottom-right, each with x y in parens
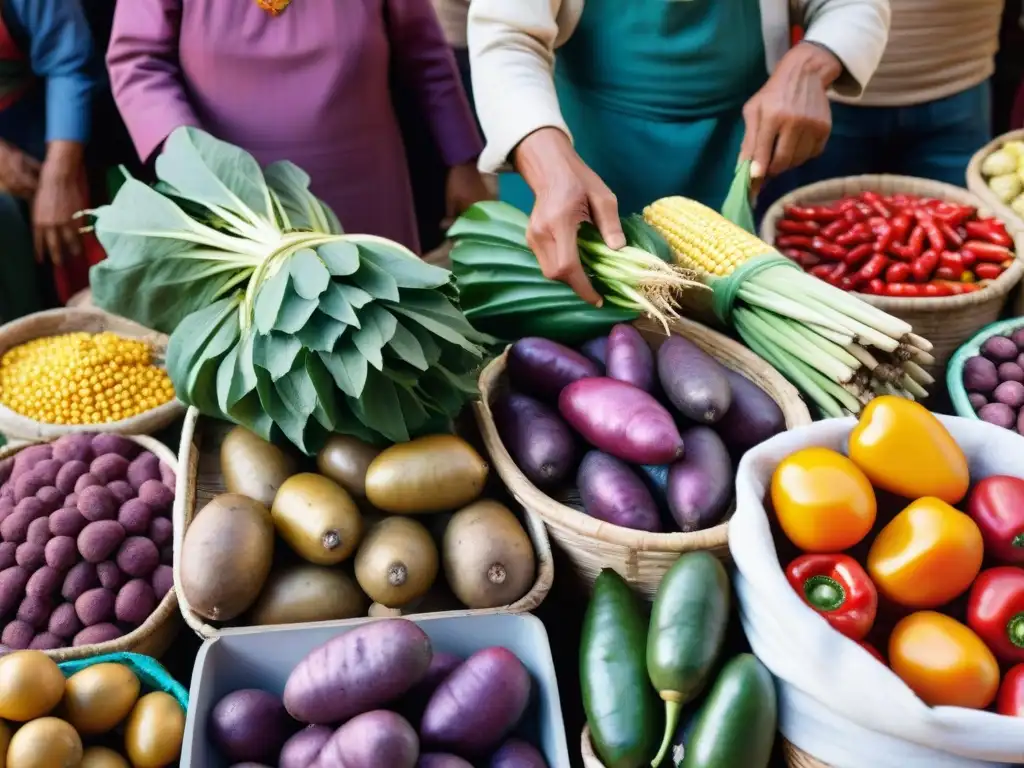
top-left (386, 291), bottom-right (488, 354)
top-left (352, 259), bottom-right (399, 302)
top-left (255, 365), bottom-right (309, 451)
top-left (185, 308), bottom-right (240, 416)
top-left (255, 332), bottom-right (303, 380)
top-left (166, 297), bottom-right (239, 394)
top-left (295, 311), bottom-right (348, 352)
top-left (351, 305), bottom-right (398, 371)
top-left (273, 287), bottom-right (319, 334)
top-left (387, 319), bottom-right (428, 371)
top-left (264, 161), bottom-right (340, 234)
top-left (348, 368), bottom-right (408, 443)
top-left (319, 283), bottom-right (361, 327)
top-left (355, 240), bottom-right (451, 289)
top-left (253, 265), bottom-right (291, 335)
top-left (320, 338), bottom-right (368, 398)
top-left (288, 248), bottom-right (331, 299)
top-left (306, 352), bottom-right (339, 431)
top-left (317, 241), bottom-right (360, 277)
top-left (276, 355), bottom-right (319, 421)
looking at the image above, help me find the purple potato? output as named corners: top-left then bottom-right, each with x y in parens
top-left (97, 561), bottom-right (124, 590)
top-left (667, 427), bottom-right (733, 532)
top-left (1, 621), bottom-right (33, 649)
top-left (115, 579), bottom-right (156, 625)
top-left (28, 632), bottom-right (62, 650)
top-left (963, 355), bottom-right (1000, 394)
top-left (312, 711), bottom-right (418, 768)
top-left (17, 595), bottom-right (51, 630)
top-left (577, 451), bottom-right (661, 532)
top-left (26, 516), bottom-right (52, 544)
top-left (72, 623), bottom-right (122, 646)
top-left (994, 380), bottom-right (1024, 409)
top-left (48, 602), bottom-right (83, 639)
top-left (999, 362), bottom-right (1024, 383)
top-left (150, 564), bottom-right (173, 599)
top-left (26, 567), bottom-right (61, 599)
top-left (127, 452), bottom-right (161, 492)
top-left (978, 402), bottom-right (1016, 429)
top-left (210, 688), bottom-right (292, 765)
top-left (0, 542), bottom-right (16, 571)
top-left (31, 460), bottom-right (62, 488)
top-left (279, 725), bottom-right (333, 768)
top-left (494, 392), bottom-right (577, 489)
top-left (77, 485), bottom-right (117, 522)
top-left (118, 499), bottom-right (153, 535)
top-left (968, 392), bottom-right (988, 412)
top-left (107, 480), bottom-right (135, 505)
top-left (713, 368), bottom-right (784, 453)
top-left (91, 433), bottom-right (140, 460)
top-left (0, 566), bottom-right (30, 614)
top-left (0, 458), bottom-right (13, 488)
top-left (579, 336), bottom-right (608, 369)
top-left (116, 536), bottom-right (159, 577)
top-left (148, 517), bottom-right (173, 548)
top-left (398, 651), bottom-right (463, 727)
top-left (656, 335), bottom-right (732, 424)
top-left (490, 738), bottom-right (549, 768)
top-left (51, 435), bottom-right (92, 464)
top-left (61, 562), bottom-right (99, 602)
top-left (15, 542), bottom-right (45, 572)
top-left (507, 337), bottom-right (601, 401)
top-left (89, 454), bottom-right (130, 484)
top-left (605, 324), bottom-right (655, 392)
top-left (1011, 328), bottom-right (1024, 350)
top-left (13, 473), bottom-right (46, 504)
top-left (419, 756), bottom-right (473, 768)
top-left (74, 473), bottom-right (101, 494)
top-left (283, 618), bottom-right (432, 724)
top-left (44, 535), bottom-right (78, 572)
top-left (54, 461), bottom-right (89, 496)
top-left (559, 377), bottom-right (684, 464)
top-left (77, 520), bottom-right (126, 563)
top-left (12, 445), bottom-right (52, 475)
top-left (75, 587), bottom-right (115, 625)
top-left (421, 647), bottom-right (531, 756)
top-left (982, 336), bottom-right (1019, 363)
top-left (138, 479), bottom-right (174, 513)
top-left (49, 508), bottom-right (88, 537)
top-left (35, 487), bottom-right (62, 515)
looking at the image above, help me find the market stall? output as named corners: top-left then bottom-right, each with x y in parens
top-left (0, 123), bottom-right (1023, 768)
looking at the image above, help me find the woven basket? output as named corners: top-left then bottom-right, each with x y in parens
top-left (0, 308), bottom-right (184, 441)
top-left (946, 316), bottom-right (1024, 419)
top-left (0, 436), bottom-right (182, 661)
top-left (783, 739), bottom-right (831, 767)
top-left (173, 407), bottom-right (555, 639)
top-left (761, 175), bottom-right (1024, 369)
top-left (474, 317), bottom-right (812, 597)
top-left (966, 129), bottom-right (1024, 231)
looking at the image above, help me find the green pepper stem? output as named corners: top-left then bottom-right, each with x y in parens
top-left (1008, 612), bottom-right (1024, 650)
top-left (1013, 533), bottom-right (1024, 549)
top-left (803, 575), bottom-right (846, 612)
top-left (651, 700), bottom-right (681, 768)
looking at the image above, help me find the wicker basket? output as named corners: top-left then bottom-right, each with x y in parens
top-left (0, 436), bottom-right (182, 661)
top-left (0, 308), bottom-right (184, 441)
top-left (173, 407), bottom-right (555, 639)
top-left (966, 129), bottom-right (1024, 231)
top-left (474, 317), bottom-right (812, 597)
top-left (761, 175), bottom-right (1024, 369)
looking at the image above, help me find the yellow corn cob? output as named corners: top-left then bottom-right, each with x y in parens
top-left (643, 196), bottom-right (771, 277)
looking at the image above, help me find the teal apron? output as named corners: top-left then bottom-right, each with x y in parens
top-left (499, 0), bottom-right (768, 216)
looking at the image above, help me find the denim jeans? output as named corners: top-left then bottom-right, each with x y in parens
top-left (760, 81), bottom-right (993, 213)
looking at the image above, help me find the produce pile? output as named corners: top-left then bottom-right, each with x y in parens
top-left (207, 618), bottom-right (550, 767)
top-left (773, 192), bottom-right (1017, 296)
top-left (0, 435), bottom-right (174, 650)
top-left (0, 332), bottom-right (175, 426)
top-left (582, 555), bottom-right (777, 768)
top-left (180, 426), bottom-right (537, 626)
top-left (0, 651), bottom-right (185, 767)
top-left (89, 127), bottom-right (490, 455)
top-left (979, 139), bottom-right (1024, 218)
top-left (495, 328), bottom-right (785, 534)
top-left (772, 396), bottom-right (1024, 715)
top-left (959, 327), bottom-right (1024, 432)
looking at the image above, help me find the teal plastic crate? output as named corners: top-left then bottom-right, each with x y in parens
top-left (59, 651), bottom-right (188, 711)
top-left (946, 317), bottom-right (1024, 419)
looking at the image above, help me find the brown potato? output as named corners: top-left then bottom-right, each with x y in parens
top-left (271, 474), bottom-right (362, 565)
top-left (125, 692), bottom-right (184, 768)
top-left (316, 435), bottom-right (381, 497)
top-left (6, 717), bottom-right (82, 768)
top-left (355, 517), bottom-right (438, 608)
top-left (64, 662), bottom-right (141, 734)
top-left (221, 427), bottom-right (297, 508)
top-left (0, 651), bottom-right (65, 721)
top-left (248, 564), bottom-right (367, 626)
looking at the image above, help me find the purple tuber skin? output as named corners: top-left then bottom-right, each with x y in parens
top-left (398, 651), bottom-right (463, 728)
top-left (210, 689), bottom-right (292, 765)
top-left (494, 392), bottom-right (577, 489)
top-left (605, 324), bottom-right (655, 392)
top-left (283, 618), bottom-right (432, 724)
top-left (577, 451), bottom-right (662, 532)
top-left (667, 427), bottom-right (733, 532)
top-left (418, 755), bottom-right (474, 768)
top-left (506, 338), bottom-right (600, 401)
top-left (490, 738), bottom-right (550, 768)
top-left (278, 725), bottom-right (333, 768)
top-left (421, 647), bottom-right (531, 757)
top-left (579, 336), bottom-right (608, 369)
top-left (312, 711), bottom-right (418, 768)
top-left (559, 377), bottom-right (684, 465)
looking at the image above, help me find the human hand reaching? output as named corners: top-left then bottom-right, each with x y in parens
top-left (0, 139), bottom-right (40, 200)
top-left (32, 146), bottom-right (86, 267)
top-left (444, 161), bottom-right (494, 229)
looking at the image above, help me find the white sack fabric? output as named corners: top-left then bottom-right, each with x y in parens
top-left (730, 415), bottom-right (1024, 768)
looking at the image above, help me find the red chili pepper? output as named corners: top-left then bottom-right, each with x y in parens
top-left (809, 264), bottom-right (836, 281)
top-left (812, 237), bottom-right (847, 261)
top-left (997, 664), bottom-right (1024, 717)
top-left (967, 567), bottom-right (1024, 664)
top-left (821, 219), bottom-right (851, 240)
top-left (844, 243), bottom-right (873, 268)
top-left (866, 278), bottom-right (885, 295)
top-left (963, 240), bottom-right (1014, 263)
top-left (835, 224), bottom-right (873, 248)
top-left (885, 262), bottom-right (911, 283)
top-left (859, 641), bottom-right (885, 664)
top-left (783, 249), bottom-right (820, 268)
top-left (943, 282), bottom-right (982, 294)
top-left (828, 262), bottom-right (849, 285)
top-left (966, 219), bottom-right (1014, 248)
top-left (915, 214), bottom-right (946, 252)
top-left (785, 554), bottom-right (878, 641)
top-left (776, 235), bottom-right (815, 250)
top-left (907, 225), bottom-right (926, 257)
top-left (888, 244), bottom-right (915, 262)
top-left (959, 249), bottom-right (978, 268)
top-left (785, 205), bottom-right (839, 222)
top-left (966, 476), bottom-right (1024, 565)
top-left (939, 251), bottom-right (968, 272)
top-left (920, 281), bottom-right (953, 297)
top-left (975, 263), bottom-right (1006, 280)
top-left (777, 219), bottom-right (820, 236)
top-left (910, 250), bottom-right (939, 282)
top-left (934, 266), bottom-right (960, 282)
top-left (939, 222), bottom-right (964, 248)
top-left (836, 276), bottom-right (858, 292)
top-left (856, 253), bottom-right (889, 282)
top-left (861, 191), bottom-right (892, 218)
top-left (844, 207), bottom-right (867, 224)
top-left (889, 214), bottom-right (911, 241)
top-left (882, 282), bottom-right (926, 297)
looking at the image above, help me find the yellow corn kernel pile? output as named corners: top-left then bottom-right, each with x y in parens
top-left (0, 332), bottom-right (176, 425)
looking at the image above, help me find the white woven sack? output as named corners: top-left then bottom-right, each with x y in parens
top-left (730, 415), bottom-right (1024, 768)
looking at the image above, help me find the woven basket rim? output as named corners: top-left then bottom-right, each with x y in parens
top-left (0, 434), bottom-right (180, 661)
top-left (474, 317), bottom-right (813, 553)
top-left (759, 174), bottom-right (1024, 312)
top-left (966, 128), bottom-right (1024, 232)
top-left (172, 407), bottom-right (556, 639)
top-left (0, 308), bottom-right (184, 440)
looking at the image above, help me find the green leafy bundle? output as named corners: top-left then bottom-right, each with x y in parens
top-left (89, 127), bottom-right (490, 453)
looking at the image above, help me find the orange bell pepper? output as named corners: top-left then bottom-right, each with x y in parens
top-left (867, 497), bottom-right (983, 608)
top-left (889, 611), bottom-right (1000, 709)
top-left (848, 396), bottom-right (969, 504)
top-left (771, 447), bottom-right (876, 553)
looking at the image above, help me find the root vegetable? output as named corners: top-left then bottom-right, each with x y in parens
top-left (576, 451), bottom-right (661, 532)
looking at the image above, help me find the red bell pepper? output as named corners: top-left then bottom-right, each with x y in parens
top-left (786, 554), bottom-right (878, 641)
top-left (967, 567), bottom-right (1024, 664)
top-left (997, 664), bottom-right (1024, 717)
top-left (967, 476), bottom-right (1024, 564)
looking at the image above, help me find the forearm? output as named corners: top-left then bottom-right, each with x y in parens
top-left (799, 0), bottom-right (891, 97)
top-left (42, 140), bottom-right (84, 180)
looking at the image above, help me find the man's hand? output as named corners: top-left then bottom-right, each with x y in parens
top-left (444, 161), bottom-right (494, 228)
top-left (514, 127), bottom-right (624, 306)
top-left (0, 139), bottom-right (40, 200)
top-left (740, 42), bottom-right (844, 189)
top-left (32, 142), bottom-right (86, 267)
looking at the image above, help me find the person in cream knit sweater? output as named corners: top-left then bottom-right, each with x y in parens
top-left (467, 0), bottom-right (890, 303)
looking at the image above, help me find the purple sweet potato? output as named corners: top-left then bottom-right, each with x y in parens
top-left (31, 460), bottom-right (62, 488)
top-left (115, 579), bottom-right (156, 625)
top-left (579, 336), bottom-right (608, 369)
top-left (151, 565), bottom-right (173, 599)
top-left (279, 726), bottom-right (332, 768)
top-left (51, 434), bottom-right (92, 464)
top-left (48, 602), bottom-right (83, 639)
top-left (969, 392), bottom-right (988, 412)
top-left (507, 337), bottom-right (601, 401)
top-left (77, 485), bottom-right (117, 522)
top-left (72, 623), bottom-right (122, 646)
top-left (97, 561), bottom-right (124, 590)
top-left (17, 595), bottom-right (52, 629)
top-left (0, 497), bottom-right (12, 523)
top-left (44, 537), bottom-right (77, 572)
top-left (75, 587), bottom-right (115, 625)
top-left (127, 452), bottom-right (161, 492)
top-left (0, 458), bottom-right (13, 488)
top-left (28, 632), bottom-right (62, 650)
top-left (12, 445), bottom-right (52, 475)
top-left (714, 368), bottom-right (785, 453)
top-left (667, 426), bottom-right (733, 532)
top-left (26, 567), bottom-right (62, 599)
top-left (1, 507), bottom-right (38, 543)
top-left (117, 499), bottom-right (153, 536)
top-left (0, 566), bottom-right (29, 614)
top-left (312, 711), bottom-right (418, 768)
top-left (283, 618), bottom-right (432, 724)
top-left (148, 517), bottom-right (173, 548)
top-left (61, 561), bottom-right (99, 601)
top-left (418, 756), bottom-right (473, 768)
top-left (982, 335), bottom-right (1019, 363)
top-left (0, 542), bottom-right (16, 571)
top-left (49, 508), bottom-right (88, 537)
top-left (577, 451), bottom-right (661, 532)
top-left (160, 461), bottom-right (176, 489)
top-left (210, 688), bottom-right (292, 765)
top-left (90, 454), bottom-right (130, 485)
top-left (55, 461), bottom-right (89, 496)
top-left (13, 473), bottom-right (46, 504)
top-left (994, 380), bottom-right (1024, 409)
top-left (979, 402), bottom-right (1016, 429)
top-left (91, 434), bottom-right (140, 460)
top-left (1, 620), bottom-right (33, 649)
top-left (656, 335), bottom-right (732, 424)
top-left (138, 479), bottom-right (173, 514)
top-left (62, 493), bottom-right (78, 509)
top-left (107, 480), bottom-right (135, 505)
top-left (116, 537), bottom-right (159, 577)
top-left (490, 739), bottom-right (549, 768)
top-left (77, 520), bottom-right (125, 563)
top-left (494, 392), bottom-right (577, 488)
top-left (26, 516), bottom-right (52, 545)
top-left (1000, 362), bottom-right (1024, 383)
top-left (605, 324), bottom-right (655, 392)
top-left (559, 377), bottom-right (684, 464)
top-left (420, 647), bottom-right (531, 756)
top-left (399, 652), bottom-right (463, 727)
top-left (15, 542), bottom-right (45, 572)
top-left (74, 473), bottom-right (101, 494)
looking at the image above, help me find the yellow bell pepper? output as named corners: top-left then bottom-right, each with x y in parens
top-left (867, 497), bottom-right (983, 608)
top-left (848, 396), bottom-right (969, 504)
top-left (889, 611), bottom-right (1000, 709)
